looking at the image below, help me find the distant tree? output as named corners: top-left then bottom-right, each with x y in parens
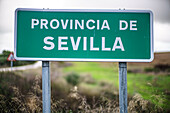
top-left (0, 50), bottom-right (36, 67)
top-left (2, 50), bottom-right (11, 56)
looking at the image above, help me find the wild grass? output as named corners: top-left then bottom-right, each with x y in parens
top-left (64, 62), bottom-right (170, 112)
top-left (0, 72), bottom-right (42, 112)
top-left (0, 71), bottom-right (119, 112)
top-left (0, 61), bottom-right (169, 112)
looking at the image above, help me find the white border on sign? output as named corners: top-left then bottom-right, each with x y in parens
top-left (14, 8), bottom-right (154, 62)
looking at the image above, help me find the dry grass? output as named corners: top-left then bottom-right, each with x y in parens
top-left (128, 93), bottom-right (163, 113)
top-left (0, 79), bottom-right (162, 113)
top-left (0, 61), bottom-right (167, 112)
top-left (0, 71), bottom-right (119, 112)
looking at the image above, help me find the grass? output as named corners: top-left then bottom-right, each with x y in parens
top-left (64, 62), bottom-right (118, 85)
top-left (0, 61), bottom-right (168, 112)
top-left (127, 73), bottom-right (170, 110)
top-left (0, 70), bottom-right (120, 113)
top-left (64, 62), bottom-right (170, 111)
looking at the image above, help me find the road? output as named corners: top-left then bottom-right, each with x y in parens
top-left (0, 61), bottom-right (42, 72)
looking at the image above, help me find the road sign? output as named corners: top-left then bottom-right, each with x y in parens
top-left (14, 8), bottom-right (153, 62)
top-left (7, 52), bottom-right (16, 61)
top-left (7, 52), bottom-right (16, 71)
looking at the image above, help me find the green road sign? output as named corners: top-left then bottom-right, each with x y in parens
top-left (14, 8), bottom-right (153, 62)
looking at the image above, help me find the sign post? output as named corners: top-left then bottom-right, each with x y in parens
top-left (11, 60), bottom-right (13, 71)
top-left (7, 52), bottom-right (16, 71)
top-left (14, 8), bottom-right (153, 113)
top-left (42, 61), bottom-right (51, 113)
top-left (119, 62), bottom-right (127, 113)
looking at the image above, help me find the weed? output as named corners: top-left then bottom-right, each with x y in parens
top-left (65, 72), bottom-right (80, 86)
top-left (128, 93), bottom-right (153, 112)
top-left (147, 83), bottom-right (165, 112)
top-left (0, 63), bottom-right (169, 112)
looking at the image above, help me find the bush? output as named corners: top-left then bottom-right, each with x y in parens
top-left (65, 73), bottom-right (80, 86)
top-left (0, 71), bottom-right (166, 112)
top-left (0, 50), bottom-right (36, 67)
top-left (144, 67), bottom-right (154, 72)
top-left (154, 64), bottom-right (170, 72)
top-left (144, 64), bottom-right (170, 73)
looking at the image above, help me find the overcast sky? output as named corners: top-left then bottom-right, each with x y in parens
top-left (0, 0), bottom-right (170, 53)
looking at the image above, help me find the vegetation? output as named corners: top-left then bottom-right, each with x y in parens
top-left (144, 64), bottom-right (170, 73)
top-left (64, 62), bottom-right (170, 112)
top-left (0, 50), bottom-right (36, 67)
top-left (65, 73), bottom-right (80, 86)
top-left (0, 52), bottom-right (170, 112)
top-left (0, 70), bottom-right (162, 112)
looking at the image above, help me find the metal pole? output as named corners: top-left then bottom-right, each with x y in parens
top-left (119, 62), bottom-right (127, 113)
top-left (42, 61), bottom-right (51, 113)
top-left (11, 61), bottom-right (13, 71)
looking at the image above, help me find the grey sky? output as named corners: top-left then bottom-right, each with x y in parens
top-left (0, 0), bottom-right (170, 32)
top-left (0, 0), bottom-right (170, 52)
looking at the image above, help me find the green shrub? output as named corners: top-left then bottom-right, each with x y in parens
top-left (144, 67), bottom-right (154, 72)
top-left (0, 50), bottom-right (36, 67)
top-left (65, 73), bottom-right (80, 86)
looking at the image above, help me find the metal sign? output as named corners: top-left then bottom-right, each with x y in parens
top-left (14, 8), bottom-right (153, 62)
top-left (7, 52), bottom-right (16, 61)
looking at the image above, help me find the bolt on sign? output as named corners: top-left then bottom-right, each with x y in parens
top-left (14, 8), bottom-right (153, 62)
